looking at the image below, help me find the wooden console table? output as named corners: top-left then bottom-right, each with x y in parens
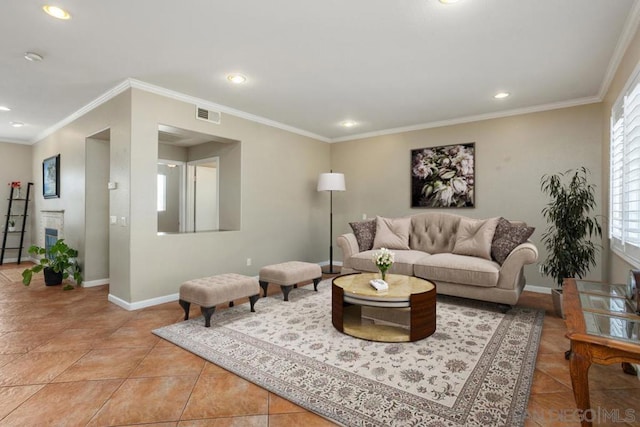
top-left (563, 278), bottom-right (640, 426)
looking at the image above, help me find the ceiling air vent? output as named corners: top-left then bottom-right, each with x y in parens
top-left (195, 106), bottom-right (221, 124)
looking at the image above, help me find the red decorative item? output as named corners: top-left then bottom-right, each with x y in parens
top-left (8, 181), bottom-right (21, 189)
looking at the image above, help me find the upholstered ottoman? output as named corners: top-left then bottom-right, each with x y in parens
top-left (259, 261), bottom-right (322, 301)
top-left (179, 273), bottom-right (260, 327)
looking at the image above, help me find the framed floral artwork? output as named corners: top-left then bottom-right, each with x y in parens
top-left (43, 154), bottom-right (60, 199)
top-left (411, 143), bottom-right (475, 208)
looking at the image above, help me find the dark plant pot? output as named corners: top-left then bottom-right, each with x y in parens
top-left (551, 288), bottom-right (564, 319)
top-left (43, 267), bottom-right (63, 286)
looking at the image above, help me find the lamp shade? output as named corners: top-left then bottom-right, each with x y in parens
top-left (317, 173), bottom-right (346, 192)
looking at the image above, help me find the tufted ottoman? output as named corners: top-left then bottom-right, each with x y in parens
top-left (179, 273), bottom-right (260, 327)
top-left (259, 261), bottom-right (322, 301)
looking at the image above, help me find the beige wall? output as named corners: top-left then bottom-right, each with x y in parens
top-left (13, 72), bottom-right (614, 301)
top-left (0, 141), bottom-right (33, 262)
top-left (85, 137), bottom-right (110, 281)
top-left (330, 103), bottom-right (604, 288)
top-left (187, 140), bottom-right (241, 230)
top-left (603, 24), bottom-right (640, 283)
top-left (128, 89), bottom-right (329, 302)
top-left (22, 87), bottom-right (330, 306)
top-left (31, 90), bottom-right (132, 301)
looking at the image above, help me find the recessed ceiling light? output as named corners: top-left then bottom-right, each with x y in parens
top-left (439, 0), bottom-right (460, 3)
top-left (341, 120), bottom-right (357, 128)
top-left (227, 74), bottom-right (247, 84)
top-left (42, 5), bottom-right (71, 20)
top-left (10, 121), bottom-right (24, 128)
top-left (24, 52), bottom-right (44, 62)
top-left (0, 106), bottom-right (10, 112)
top-left (494, 92), bottom-right (510, 99)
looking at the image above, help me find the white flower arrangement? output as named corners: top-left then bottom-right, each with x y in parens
top-left (373, 247), bottom-right (394, 280)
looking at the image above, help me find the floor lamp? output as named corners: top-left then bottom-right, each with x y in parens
top-left (317, 172), bottom-right (346, 274)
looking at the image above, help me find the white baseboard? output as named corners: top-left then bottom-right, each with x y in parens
top-left (106, 260), bottom-right (335, 312)
top-left (524, 284), bottom-right (552, 294)
top-left (1, 257), bottom-right (35, 264)
top-left (82, 278), bottom-right (109, 288)
top-left (108, 292), bottom-right (179, 311)
top-left (103, 278), bottom-right (548, 311)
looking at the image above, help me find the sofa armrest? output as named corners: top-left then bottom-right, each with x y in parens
top-left (337, 233), bottom-right (360, 269)
top-left (496, 242), bottom-right (539, 290)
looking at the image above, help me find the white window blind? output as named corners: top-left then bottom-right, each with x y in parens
top-left (610, 115), bottom-right (623, 241)
top-left (610, 68), bottom-right (640, 264)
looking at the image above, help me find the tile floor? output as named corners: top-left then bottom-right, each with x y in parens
top-left (0, 263), bottom-right (638, 426)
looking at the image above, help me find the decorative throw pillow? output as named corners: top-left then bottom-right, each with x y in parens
top-left (452, 217), bottom-right (500, 260)
top-left (372, 216), bottom-right (411, 250)
top-left (349, 219), bottom-right (376, 251)
top-left (491, 217), bottom-right (535, 265)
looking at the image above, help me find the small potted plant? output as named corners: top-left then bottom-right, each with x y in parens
top-left (22, 239), bottom-right (83, 290)
top-left (540, 167), bottom-right (602, 317)
top-left (7, 218), bottom-right (16, 232)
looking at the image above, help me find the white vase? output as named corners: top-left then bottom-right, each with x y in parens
top-left (8, 226), bottom-right (15, 232)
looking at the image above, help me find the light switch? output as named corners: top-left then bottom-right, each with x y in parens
top-left (110, 216), bottom-right (117, 225)
top-left (107, 182), bottom-right (117, 190)
top-left (120, 216), bottom-right (127, 227)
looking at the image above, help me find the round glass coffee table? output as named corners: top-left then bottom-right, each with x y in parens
top-left (332, 273), bottom-right (436, 342)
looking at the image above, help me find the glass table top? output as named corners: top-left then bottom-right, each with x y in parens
top-left (576, 280), bottom-right (630, 298)
top-left (578, 293), bottom-right (637, 316)
top-left (583, 311), bottom-right (640, 344)
top-left (575, 280), bottom-right (640, 342)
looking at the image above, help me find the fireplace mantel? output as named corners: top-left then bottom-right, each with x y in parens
top-left (39, 211), bottom-right (64, 249)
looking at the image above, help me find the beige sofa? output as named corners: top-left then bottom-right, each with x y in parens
top-left (337, 213), bottom-right (538, 307)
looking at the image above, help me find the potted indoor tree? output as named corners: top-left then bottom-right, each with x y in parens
top-left (22, 239), bottom-right (83, 290)
top-left (540, 167), bottom-right (602, 317)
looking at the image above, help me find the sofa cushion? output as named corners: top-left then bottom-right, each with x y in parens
top-left (491, 217), bottom-right (535, 265)
top-left (414, 253), bottom-right (499, 287)
top-left (349, 219), bottom-right (376, 251)
top-left (372, 216), bottom-right (411, 250)
top-left (451, 217), bottom-right (499, 260)
top-left (409, 212), bottom-right (462, 254)
top-left (349, 250), bottom-right (428, 276)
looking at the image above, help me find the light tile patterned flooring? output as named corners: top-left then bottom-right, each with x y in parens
top-left (0, 262), bottom-right (638, 426)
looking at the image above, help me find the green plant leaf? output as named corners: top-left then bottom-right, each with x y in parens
top-left (21, 269), bottom-right (32, 286)
top-left (540, 167), bottom-right (602, 287)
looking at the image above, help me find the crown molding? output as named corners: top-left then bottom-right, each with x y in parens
top-left (30, 78), bottom-right (330, 144)
top-left (127, 79), bottom-right (330, 142)
top-left (329, 96), bottom-right (601, 143)
top-left (598, 0), bottom-right (640, 100)
top-left (31, 80), bottom-right (131, 144)
top-left (0, 138), bottom-right (32, 145)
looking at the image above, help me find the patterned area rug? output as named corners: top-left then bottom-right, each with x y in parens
top-left (153, 280), bottom-right (543, 426)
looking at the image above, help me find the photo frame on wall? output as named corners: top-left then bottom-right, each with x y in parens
top-left (411, 143), bottom-right (475, 208)
top-left (43, 154), bottom-right (60, 199)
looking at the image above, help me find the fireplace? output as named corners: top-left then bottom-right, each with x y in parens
top-left (44, 228), bottom-right (58, 257)
top-left (40, 210), bottom-right (64, 251)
